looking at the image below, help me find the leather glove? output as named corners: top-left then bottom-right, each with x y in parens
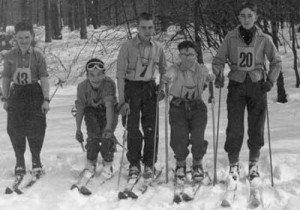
top-left (215, 75), bottom-right (224, 88)
top-left (102, 129), bottom-right (114, 139)
top-left (261, 80), bottom-right (273, 93)
top-left (75, 130), bottom-right (84, 143)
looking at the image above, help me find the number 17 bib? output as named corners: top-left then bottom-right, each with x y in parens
top-left (237, 47), bottom-right (255, 71)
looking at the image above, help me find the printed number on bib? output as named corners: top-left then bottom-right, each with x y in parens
top-left (13, 68), bottom-right (32, 85)
top-left (181, 86), bottom-right (198, 100)
top-left (239, 52), bottom-right (253, 67)
top-left (237, 47), bottom-right (255, 71)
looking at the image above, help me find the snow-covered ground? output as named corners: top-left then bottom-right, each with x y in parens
top-left (0, 25), bottom-right (300, 210)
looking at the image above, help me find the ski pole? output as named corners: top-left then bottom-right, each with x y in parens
top-left (164, 83), bottom-right (169, 183)
top-left (49, 78), bottom-right (65, 102)
top-left (262, 66), bottom-right (274, 187)
top-left (117, 110), bottom-right (129, 190)
top-left (152, 87), bottom-right (160, 179)
top-left (266, 99), bottom-right (274, 187)
top-left (208, 82), bottom-right (217, 185)
top-left (80, 142), bottom-right (85, 152)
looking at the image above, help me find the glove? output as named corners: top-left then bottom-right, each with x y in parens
top-left (161, 74), bottom-right (171, 84)
top-left (102, 129), bottom-right (114, 139)
top-left (75, 130), bottom-right (84, 143)
top-left (156, 89), bottom-right (165, 101)
top-left (215, 75), bottom-right (224, 88)
top-left (100, 137), bottom-right (115, 162)
top-left (118, 102), bottom-right (130, 116)
top-left (261, 80), bottom-right (273, 93)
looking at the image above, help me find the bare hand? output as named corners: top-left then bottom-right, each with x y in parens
top-left (41, 101), bottom-right (50, 114)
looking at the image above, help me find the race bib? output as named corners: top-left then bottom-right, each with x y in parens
top-left (180, 85), bottom-right (198, 99)
top-left (13, 67), bottom-right (32, 85)
top-left (134, 56), bottom-right (155, 81)
top-left (237, 47), bottom-right (255, 71)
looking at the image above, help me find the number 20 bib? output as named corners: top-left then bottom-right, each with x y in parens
top-left (13, 67), bottom-right (32, 85)
top-left (237, 46), bottom-right (255, 71)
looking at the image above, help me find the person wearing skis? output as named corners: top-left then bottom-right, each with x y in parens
top-left (161, 40), bottom-right (215, 183)
top-left (212, 2), bottom-right (282, 184)
top-left (1, 21), bottom-right (50, 178)
top-left (75, 58), bottom-right (119, 183)
top-left (116, 12), bottom-right (167, 179)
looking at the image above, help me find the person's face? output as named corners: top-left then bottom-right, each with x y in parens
top-left (138, 19), bottom-right (155, 42)
top-left (179, 47), bottom-right (197, 67)
top-left (238, 8), bottom-right (257, 30)
top-left (87, 70), bottom-right (105, 89)
top-left (15, 31), bottom-right (33, 52)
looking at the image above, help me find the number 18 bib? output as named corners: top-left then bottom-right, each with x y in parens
top-left (237, 46), bottom-right (255, 71)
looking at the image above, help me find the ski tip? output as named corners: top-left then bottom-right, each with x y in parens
top-left (80, 186), bottom-right (92, 196)
top-left (118, 191), bottom-right (128, 200)
top-left (221, 199), bottom-right (231, 207)
top-left (14, 188), bottom-right (23, 195)
top-left (70, 184), bottom-right (78, 191)
top-left (181, 193), bottom-right (193, 202)
top-left (250, 198), bottom-right (260, 208)
top-left (5, 187), bottom-right (13, 194)
top-left (173, 194), bottom-right (182, 204)
top-left (126, 190), bottom-right (138, 199)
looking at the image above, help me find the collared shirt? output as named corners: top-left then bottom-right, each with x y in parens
top-left (2, 47), bottom-right (48, 82)
top-left (116, 35), bottom-right (167, 81)
top-left (75, 77), bottom-right (117, 111)
top-left (166, 62), bottom-right (214, 100)
top-left (212, 25), bottom-right (282, 83)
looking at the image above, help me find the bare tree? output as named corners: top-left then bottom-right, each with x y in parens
top-left (22, 0), bottom-right (33, 24)
top-left (77, 0), bottom-right (87, 39)
top-left (0, 0), bottom-right (8, 31)
top-left (51, 0), bottom-right (62, 39)
top-left (43, 0), bottom-right (52, 42)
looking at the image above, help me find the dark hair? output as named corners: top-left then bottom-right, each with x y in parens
top-left (85, 58), bottom-right (105, 75)
top-left (239, 2), bottom-right (258, 14)
top-left (138, 12), bottom-right (154, 25)
top-left (177, 40), bottom-right (196, 51)
top-left (15, 20), bottom-right (34, 34)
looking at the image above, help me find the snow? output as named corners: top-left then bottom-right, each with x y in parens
top-left (0, 26), bottom-right (300, 210)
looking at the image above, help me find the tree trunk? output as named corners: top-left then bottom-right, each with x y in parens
top-left (78, 0), bottom-right (87, 39)
top-left (23, 0), bottom-right (33, 24)
top-left (51, 0), bottom-right (62, 39)
top-left (43, 0), bottom-right (52, 42)
top-left (131, 0), bottom-right (138, 22)
top-left (121, 0), bottom-right (132, 39)
top-left (90, 0), bottom-right (98, 29)
top-left (271, 28), bottom-right (287, 102)
top-left (290, 15), bottom-right (300, 88)
top-left (194, 0), bottom-right (203, 64)
top-left (1, 0), bottom-right (8, 32)
top-left (67, 0), bottom-right (75, 31)
top-left (114, 0), bottom-right (119, 25)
